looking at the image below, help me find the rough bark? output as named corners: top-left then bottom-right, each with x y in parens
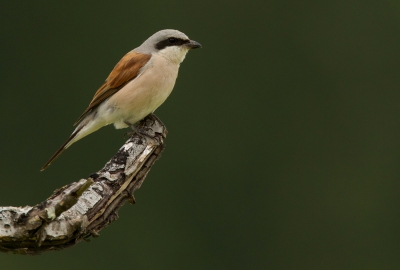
top-left (0, 114), bottom-right (167, 255)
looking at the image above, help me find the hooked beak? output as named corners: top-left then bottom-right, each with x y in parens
top-left (185, 40), bottom-right (202, 49)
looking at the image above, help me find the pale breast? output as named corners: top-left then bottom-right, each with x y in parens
top-left (105, 54), bottom-right (180, 128)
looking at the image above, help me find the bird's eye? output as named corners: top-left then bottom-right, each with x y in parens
top-left (168, 38), bottom-right (177, 44)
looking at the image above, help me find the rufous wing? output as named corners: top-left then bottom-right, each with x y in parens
top-left (73, 51), bottom-right (152, 126)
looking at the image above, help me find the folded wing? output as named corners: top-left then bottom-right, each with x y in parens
top-left (73, 51), bottom-right (151, 125)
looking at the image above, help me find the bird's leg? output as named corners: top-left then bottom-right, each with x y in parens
top-left (124, 121), bottom-right (155, 140)
top-left (123, 121), bottom-right (139, 137)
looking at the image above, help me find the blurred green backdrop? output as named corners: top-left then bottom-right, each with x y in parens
top-left (1, 1), bottom-right (400, 269)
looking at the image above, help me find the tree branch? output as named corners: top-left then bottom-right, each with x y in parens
top-left (0, 114), bottom-right (167, 255)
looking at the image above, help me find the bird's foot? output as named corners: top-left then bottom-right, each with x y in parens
top-left (124, 121), bottom-right (155, 140)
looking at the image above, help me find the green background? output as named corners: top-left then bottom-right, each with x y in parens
top-left (1, 1), bottom-right (400, 269)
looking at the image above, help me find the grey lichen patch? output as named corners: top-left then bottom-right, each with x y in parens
top-left (46, 206), bottom-right (56, 220)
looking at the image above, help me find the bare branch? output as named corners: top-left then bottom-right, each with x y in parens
top-left (0, 114), bottom-right (167, 255)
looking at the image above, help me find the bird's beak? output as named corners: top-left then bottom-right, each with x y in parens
top-left (185, 40), bottom-right (202, 49)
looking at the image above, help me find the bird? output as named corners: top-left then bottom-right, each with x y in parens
top-left (41, 29), bottom-right (201, 171)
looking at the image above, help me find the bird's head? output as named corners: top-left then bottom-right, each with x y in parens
top-left (136, 29), bottom-right (202, 64)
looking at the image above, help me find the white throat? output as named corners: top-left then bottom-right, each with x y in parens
top-left (156, 46), bottom-right (190, 64)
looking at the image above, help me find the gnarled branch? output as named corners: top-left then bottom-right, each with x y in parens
top-left (0, 114), bottom-right (167, 255)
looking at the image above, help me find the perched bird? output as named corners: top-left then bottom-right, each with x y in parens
top-left (41, 29), bottom-right (201, 171)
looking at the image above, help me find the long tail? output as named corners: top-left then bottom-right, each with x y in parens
top-left (40, 126), bottom-right (84, 171)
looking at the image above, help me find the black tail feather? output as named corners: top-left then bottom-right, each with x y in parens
top-left (40, 127), bottom-right (82, 171)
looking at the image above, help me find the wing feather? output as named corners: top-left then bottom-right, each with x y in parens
top-left (73, 51), bottom-right (151, 126)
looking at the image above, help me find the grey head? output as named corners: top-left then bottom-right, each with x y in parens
top-left (134, 29), bottom-right (202, 54)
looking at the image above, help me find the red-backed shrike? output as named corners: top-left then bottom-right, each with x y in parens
top-left (41, 29), bottom-right (201, 171)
